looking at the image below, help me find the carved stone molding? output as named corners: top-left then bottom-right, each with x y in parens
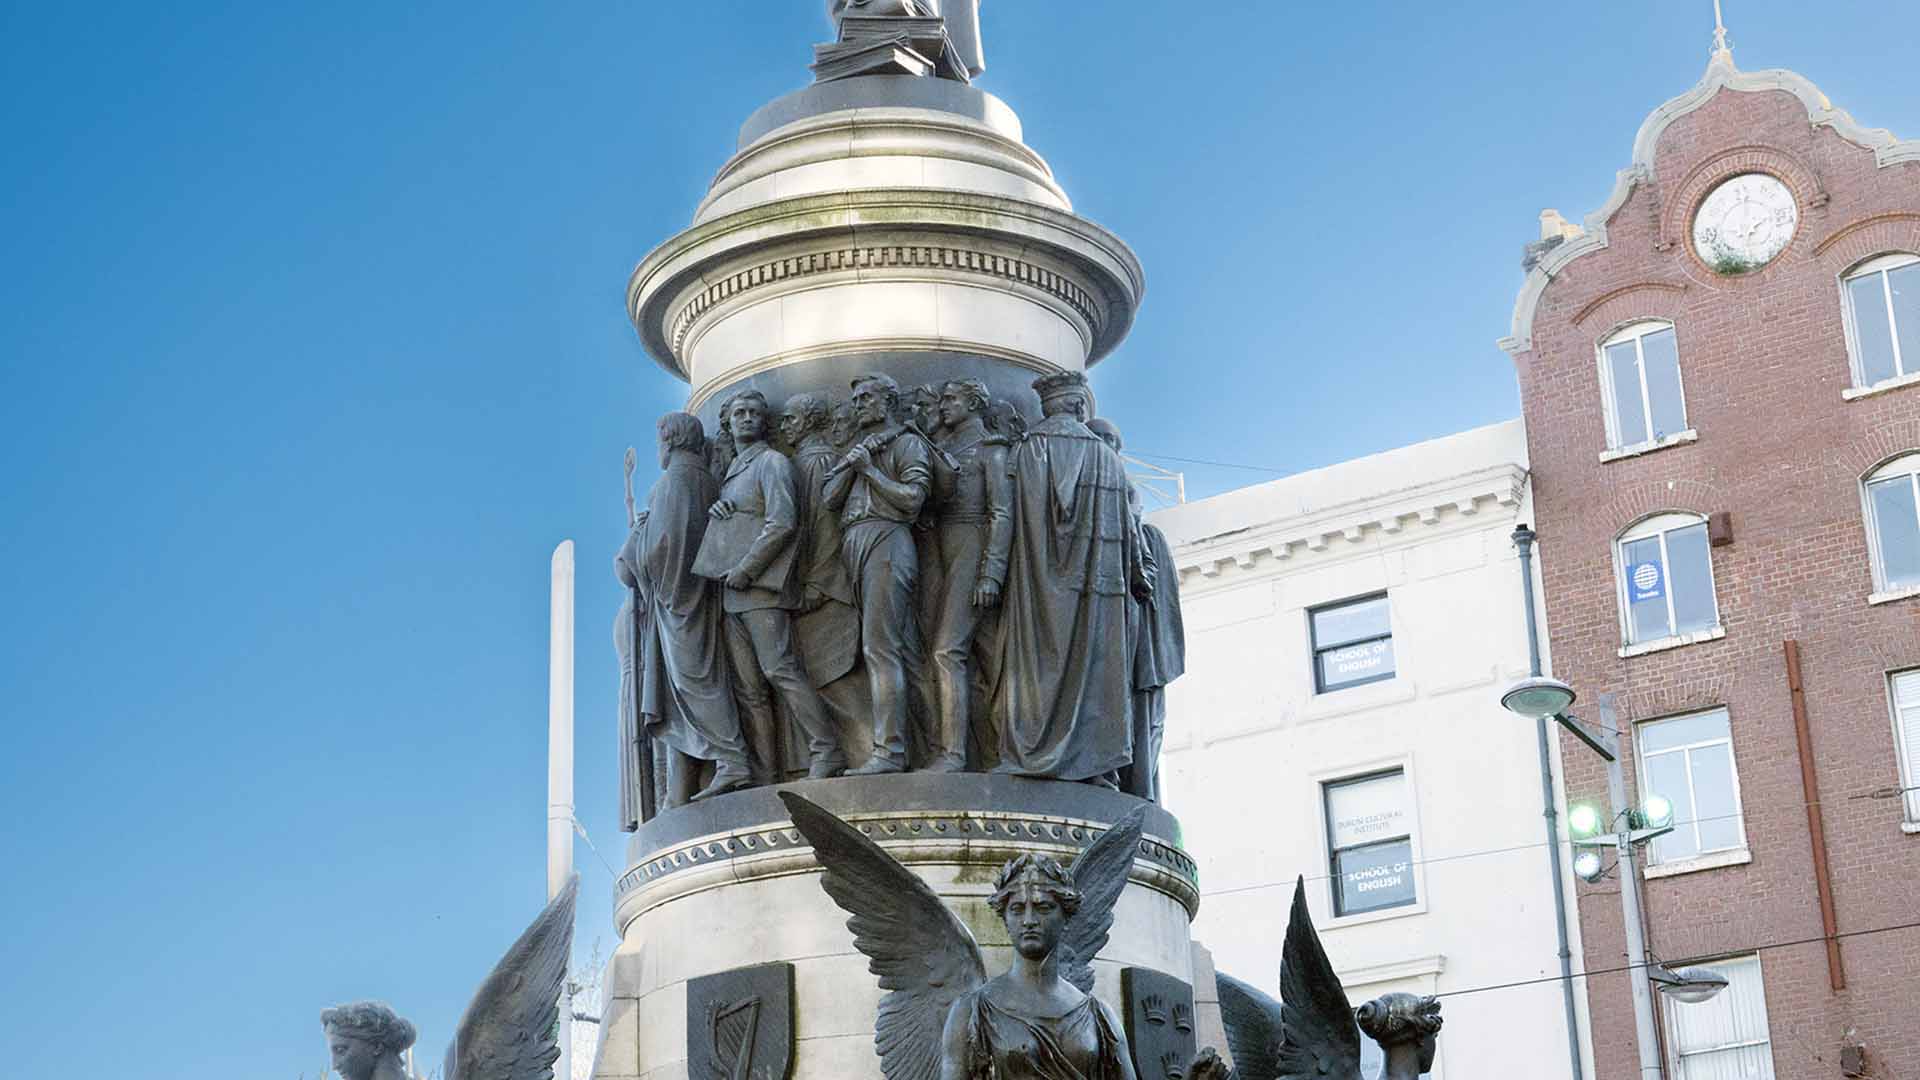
top-left (668, 242), bottom-right (1099, 358)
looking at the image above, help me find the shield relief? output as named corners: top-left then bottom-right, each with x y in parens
top-left (686, 962), bottom-right (795, 1080)
top-left (1123, 966), bottom-right (1198, 1080)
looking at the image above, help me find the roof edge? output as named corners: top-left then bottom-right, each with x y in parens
top-left (1500, 52), bottom-right (1920, 357)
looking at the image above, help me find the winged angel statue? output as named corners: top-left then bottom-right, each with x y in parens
top-left (321, 876), bottom-right (578, 1080)
top-left (1216, 879), bottom-right (1441, 1080)
top-left (782, 791), bottom-right (1215, 1080)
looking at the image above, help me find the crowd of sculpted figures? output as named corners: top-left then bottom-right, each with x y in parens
top-left (616, 370), bottom-right (1186, 823)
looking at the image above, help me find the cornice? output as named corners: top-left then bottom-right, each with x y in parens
top-left (1500, 53), bottom-right (1920, 357)
top-left (1170, 463), bottom-right (1527, 580)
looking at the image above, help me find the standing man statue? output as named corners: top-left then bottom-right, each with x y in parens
top-left (620, 412), bottom-right (755, 805)
top-left (995, 373), bottom-right (1149, 784)
top-left (823, 373), bottom-right (936, 775)
top-left (926, 378), bottom-right (1013, 771)
top-left (778, 392), bottom-right (864, 738)
top-left (701, 391), bottom-right (847, 781)
top-left (1090, 418), bottom-right (1185, 803)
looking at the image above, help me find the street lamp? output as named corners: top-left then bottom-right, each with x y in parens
top-left (1500, 677), bottom-right (1727, 1078)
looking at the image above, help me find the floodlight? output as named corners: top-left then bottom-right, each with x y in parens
top-left (1641, 794), bottom-right (1674, 829)
top-left (1567, 803), bottom-right (1603, 838)
top-left (1650, 965), bottom-right (1729, 1005)
top-left (1500, 676), bottom-right (1577, 721)
top-left (1572, 851), bottom-right (1605, 882)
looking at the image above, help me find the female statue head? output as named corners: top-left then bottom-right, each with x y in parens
top-left (988, 854), bottom-right (1082, 960)
top-left (320, 1001), bottom-right (416, 1080)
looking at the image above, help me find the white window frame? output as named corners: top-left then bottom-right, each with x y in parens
top-left (1663, 953), bottom-right (1775, 1080)
top-left (1840, 252), bottom-right (1920, 390)
top-left (1634, 708), bottom-right (1749, 869)
top-left (1308, 592), bottom-right (1396, 694)
top-left (1862, 452), bottom-right (1920, 597)
top-left (1614, 513), bottom-right (1722, 647)
top-left (1891, 669), bottom-right (1920, 828)
top-left (1313, 756), bottom-right (1427, 928)
top-left (1598, 320), bottom-right (1690, 452)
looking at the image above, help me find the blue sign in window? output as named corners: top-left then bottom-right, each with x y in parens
top-left (1628, 560), bottom-right (1666, 604)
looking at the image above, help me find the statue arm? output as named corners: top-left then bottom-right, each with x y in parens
top-left (939, 994), bottom-right (974, 1080)
top-left (861, 443), bottom-right (931, 517)
top-left (822, 461), bottom-right (855, 512)
top-left (979, 444), bottom-right (1013, 589)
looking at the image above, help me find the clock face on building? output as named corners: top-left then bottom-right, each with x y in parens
top-left (1691, 173), bottom-right (1797, 271)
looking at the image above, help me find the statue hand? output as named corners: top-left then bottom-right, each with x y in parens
top-left (1131, 570), bottom-right (1154, 602)
top-left (844, 445), bottom-right (874, 474)
top-left (971, 579), bottom-right (1001, 609)
top-left (725, 565), bottom-right (754, 590)
top-left (709, 500), bottom-right (736, 520)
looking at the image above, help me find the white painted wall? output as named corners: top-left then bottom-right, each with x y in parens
top-left (1150, 419), bottom-right (1589, 1080)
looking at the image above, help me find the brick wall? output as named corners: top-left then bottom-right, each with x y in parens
top-left (1512, 66), bottom-right (1920, 1080)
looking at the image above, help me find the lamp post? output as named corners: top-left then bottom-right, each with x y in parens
top-left (1500, 676), bottom-right (1726, 1079)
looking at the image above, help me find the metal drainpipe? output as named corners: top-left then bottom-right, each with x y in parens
top-left (1513, 524), bottom-right (1586, 1080)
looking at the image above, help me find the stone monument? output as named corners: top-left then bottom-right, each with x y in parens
top-left (592, 13), bottom-right (1442, 1080)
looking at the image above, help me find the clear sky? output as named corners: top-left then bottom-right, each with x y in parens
top-left (2, 2), bottom-right (1916, 1076)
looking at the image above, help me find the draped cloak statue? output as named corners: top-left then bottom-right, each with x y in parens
top-left (994, 374), bottom-right (1145, 781)
top-left (620, 425), bottom-right (752, 809)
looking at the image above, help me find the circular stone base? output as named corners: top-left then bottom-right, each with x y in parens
top-left (593, 774), bottom-right (1199, 1080)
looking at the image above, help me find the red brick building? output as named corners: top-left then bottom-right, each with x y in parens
top-left (1503, 46), bottom-right (1920, 1080)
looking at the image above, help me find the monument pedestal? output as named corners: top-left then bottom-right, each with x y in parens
top-left (593, 774), bottom-right (1198, 1080)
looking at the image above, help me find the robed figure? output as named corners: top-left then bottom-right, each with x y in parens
top-left (994, 374), bottom-right (1147, 782)
top-left (620, 412), bottom-right (754, 811)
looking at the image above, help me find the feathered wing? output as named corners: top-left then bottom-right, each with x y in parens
top-left (442, 875), bottom-right (578, 1080)
top-left (1273, 877), bottom-right (1360, 1080)
top-left (1215, 972), bottom-right (1285, 1080)
top-left (1059, 806), bottom-right (1148, 994)
top-left (780, 792), bottom-right (987, 1080)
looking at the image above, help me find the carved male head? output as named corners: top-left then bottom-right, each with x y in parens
top-left (937, 378), bottom-right (990, 431)
top-left (1033, 372), bottom-right (1092, 422)
top-left (320, 1001), bottom-right (416, 1080)
top-left (830, 400), bottom-right (858, 448)
top-left (849, 373), bottom-right (902, 430)
top-left (989, 853), bottom-right (1082, 960)
top-left (657, 411), bottom-right (707, 468)
top-left (728, 390), bottom-right (772, 446)
top-left (1087, 417), bottom-right (1124, 454)
top-left (781, 391), bottom-right (832, 447)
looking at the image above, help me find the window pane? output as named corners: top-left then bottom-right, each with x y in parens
top-left (1332, 839), bottom-right (1415, 915)
top-left (1849, 272), bottom-right (1899, 385)
top-left (1643, 751), bottom-right (1699, 862)
top-left (1317, 638), bottom-right (1395, 691)
top-left (1327, 772), bottom-right (1408, 848)
top-left (1622, 535), bottom-right (1672, 641)
top-left (1890, 262), bottom-right (1920, 376)
top-left (1640, 709), bottom-right (1731, 753)
top-left (1639, 328), bottom-right (1687, 439)
top-left (1869, 475), bottom-right (1920, 590)
top-left (1312, 595), bottom-right (1390, 647)
top-left (1607, 340), bottom-right (1650, 446)
top-left (1666, 524), bottom-right (1718, 635)
top-left (1688, 742), bottom-right (1744, 853)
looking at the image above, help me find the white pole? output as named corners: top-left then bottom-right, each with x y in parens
top-left (1598, 694), bottom-right (1665, 1080)
top-left (548, 540), bottom-right (576, 1080)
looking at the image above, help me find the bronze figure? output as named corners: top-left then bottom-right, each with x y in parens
top-left (822, 373), bottom-right (935, 775)
top-left (1216, 879), bottom-right (1442, 1080)
top-left (780, 791), bottom-right (1146, 1080)
top-left (324, 878), bottom-right (578, 1080)
top-left (702, 391), bottom-right (846, 781)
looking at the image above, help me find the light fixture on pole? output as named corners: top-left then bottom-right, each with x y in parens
top-left (1499, 677), bottom-right (1723, 1080)
top-left (1649, 965), bottom-right (1730, 1005)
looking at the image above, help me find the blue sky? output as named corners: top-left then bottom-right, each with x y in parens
top-left (2, 3), bottom-right (1916, 1076)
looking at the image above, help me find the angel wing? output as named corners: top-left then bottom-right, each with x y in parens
top-left (1216, 971), bottom-right (1285, 1080)
top-left (780, 792), bottom-right (988, 1080)
top-left (442, 875), bottom-right (579, 1080)
top-left (1273, 876), bottom-right (1360, 1080)
top-left (1058, 805), bottom-right (1147, 994)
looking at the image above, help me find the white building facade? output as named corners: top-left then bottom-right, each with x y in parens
top-left (1150, 419), bottom-right (1593, 1080)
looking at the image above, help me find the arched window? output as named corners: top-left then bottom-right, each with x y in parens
top-left (1616, 513), bottom-right (1720, 645)
top-left (1842, 253), bottom-right (1920, 389)
top-left (1599, 321), bottom-right (1688, 451)
top-left (1864, 452), bottom-right (1920, 594)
